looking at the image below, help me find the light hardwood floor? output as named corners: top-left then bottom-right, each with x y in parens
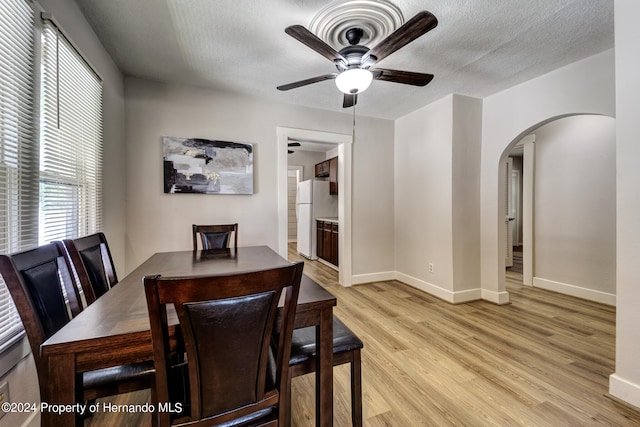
top-left (85, 244), bottom-right (640, 426)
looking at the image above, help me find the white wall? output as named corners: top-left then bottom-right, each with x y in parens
top-left (394, 94), bottom-right (482, 302)
top-left (350, 114), bottom-right (396, 279)
top-left (287, 150), bottom-right (326, 181)
top-left (610, 0), bottom-right (640, 409)
top-left (480, 49), bottom-right (615, 304)
top-left (395, 96), bottom-right (454, 295)
top-left (124, 78), bottom-right (395, 278)
top-left (533, 116), bottom-right (616, 304)
top-left (451, 95), bottom-right (482, 297)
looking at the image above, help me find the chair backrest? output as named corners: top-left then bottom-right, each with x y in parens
top-left (192, 223), bottom-right (238, 251)
top-left (144, 261), bottom-right (303, 426)
top-left (62, 232), bottom-right (118, 305)
top-left (0, 243), bottom-right (82, 398)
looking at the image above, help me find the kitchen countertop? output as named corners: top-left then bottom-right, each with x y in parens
top-left (316, 217), bottom-right (338, 224)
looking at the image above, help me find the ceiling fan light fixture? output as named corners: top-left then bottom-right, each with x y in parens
top-left (335, 68), bottom-right (373, 94)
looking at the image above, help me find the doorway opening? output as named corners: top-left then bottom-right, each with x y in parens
top-left (505, 136), bottom-right (531, 285)
top-left (276, 127), bottom-right (352, 286)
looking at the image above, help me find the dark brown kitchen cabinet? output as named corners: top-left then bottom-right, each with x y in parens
top-left (329, 156), bottom-right (338, 195)
top-left (323, 221), bottom-right (333, 264)
top-left (330, 222), bottom-right (339, 266)
top-left (316, 220), bottom-right (338, 267)
top-left (315, 156), bottom-right (338, 195)
top-left (316, 221), bottom-right (324, 261)
top-left (315, 160), bottom-right (330, 177)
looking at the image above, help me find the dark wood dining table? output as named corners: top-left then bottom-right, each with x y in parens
top-left (40, 246), bottom-right (336, 427)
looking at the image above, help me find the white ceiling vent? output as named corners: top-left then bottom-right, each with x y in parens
top-left (309, 0), bottom-right (404, 50)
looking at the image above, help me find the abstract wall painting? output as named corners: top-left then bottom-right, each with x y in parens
top-left (163, 136), bottom-right (253, 194)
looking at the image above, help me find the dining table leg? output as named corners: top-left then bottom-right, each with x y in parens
top-left (316, 307), bottom-right (334, 427)
top-left (43, 353), bottom-right (80, 427)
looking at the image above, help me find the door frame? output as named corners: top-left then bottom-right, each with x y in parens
top-left (522, 135), bottom-right (535, 285)
top-left (276, 127), bottom-right (353, 286)
top-left (505, 157), bottom-right (514, 267)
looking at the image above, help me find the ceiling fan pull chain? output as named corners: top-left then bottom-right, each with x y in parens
top-left (352, 102), bottom-right (356, 145)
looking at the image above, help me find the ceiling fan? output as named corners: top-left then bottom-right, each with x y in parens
top-left (288, 141), bottom-right (301, 154)
top-left (277, 10), bottom-right (438, 108)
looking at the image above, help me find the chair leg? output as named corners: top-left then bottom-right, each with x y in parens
top-left (350, 349), bottom-right (363, 427)
top-left (283, 376), bottom-right (293, 427)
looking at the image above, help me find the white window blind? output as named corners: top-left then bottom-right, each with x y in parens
top-left (0, 0), bottom-right (38, 350)
top-left (39, 19), bottom-right (104, 244)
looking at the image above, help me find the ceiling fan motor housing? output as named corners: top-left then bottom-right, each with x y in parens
top-left (336, 43), bottom-right (370, 71)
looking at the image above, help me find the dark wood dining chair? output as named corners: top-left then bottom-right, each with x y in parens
top-left (62, 232), bottom-right (118, 305)
top-left (0, 243), bottom-right (155, 412)
top-left (192, 223), bottom-right (238, 251)
top-left (144, 261), bottom-right (304, 427)
top-left (287, 316), bottom-right (364, 427)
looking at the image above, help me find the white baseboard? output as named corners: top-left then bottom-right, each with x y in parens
top-left (350, 271), bottom-right (485, 304)
top-left (350, 272), bottom-right (614, 307)
top-left (533, 277), bottom-right (616, 306)
top-left (453, 287), bottom-right (483, 304)
top-left (609, 373), bottom-right (640, 410)
top-left (351, 271), bottom-right (395, 285)
top-left (394, 272), bottom-right (481, 304)
top-left (481, 288), bottom-right (511, 305)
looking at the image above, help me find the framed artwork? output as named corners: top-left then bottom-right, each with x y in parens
top-left (163, 136), bottom-right (253, 194)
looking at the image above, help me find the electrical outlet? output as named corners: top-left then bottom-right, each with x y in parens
top-left (428, 263), bottom-right (434, 273)
top-left (0, 381), bottom-right (9, 420)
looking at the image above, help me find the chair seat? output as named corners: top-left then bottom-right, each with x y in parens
top-left (82, 361), bottom-right (155, 400)
top-left (289, 317), bottom-right (363, 366)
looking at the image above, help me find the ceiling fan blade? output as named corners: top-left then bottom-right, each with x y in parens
top-left (285, 25), bottom-right (347, 64)
top-left (363, 11), bottom-right (438, 65)
top-left (372, 68), bottom-right (434, 86)
top-left (277, 73), bottom-right (338, 91)
top-left (343, 94), bottom-right (358, 108)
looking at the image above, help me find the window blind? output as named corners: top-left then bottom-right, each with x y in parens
top-left (0, 0), bottom-right (37, 350)
top-left (39, 20), bottom-right (104, 244)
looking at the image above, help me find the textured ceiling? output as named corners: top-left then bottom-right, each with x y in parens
top-left (75, 0), bottom-right (614, 120)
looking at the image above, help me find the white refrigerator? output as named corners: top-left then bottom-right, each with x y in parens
top-left (296, 179), bottom-right (338, 259)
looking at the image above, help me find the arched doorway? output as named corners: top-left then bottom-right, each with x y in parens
top-left (498, 114), bottom-right (616, 304)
